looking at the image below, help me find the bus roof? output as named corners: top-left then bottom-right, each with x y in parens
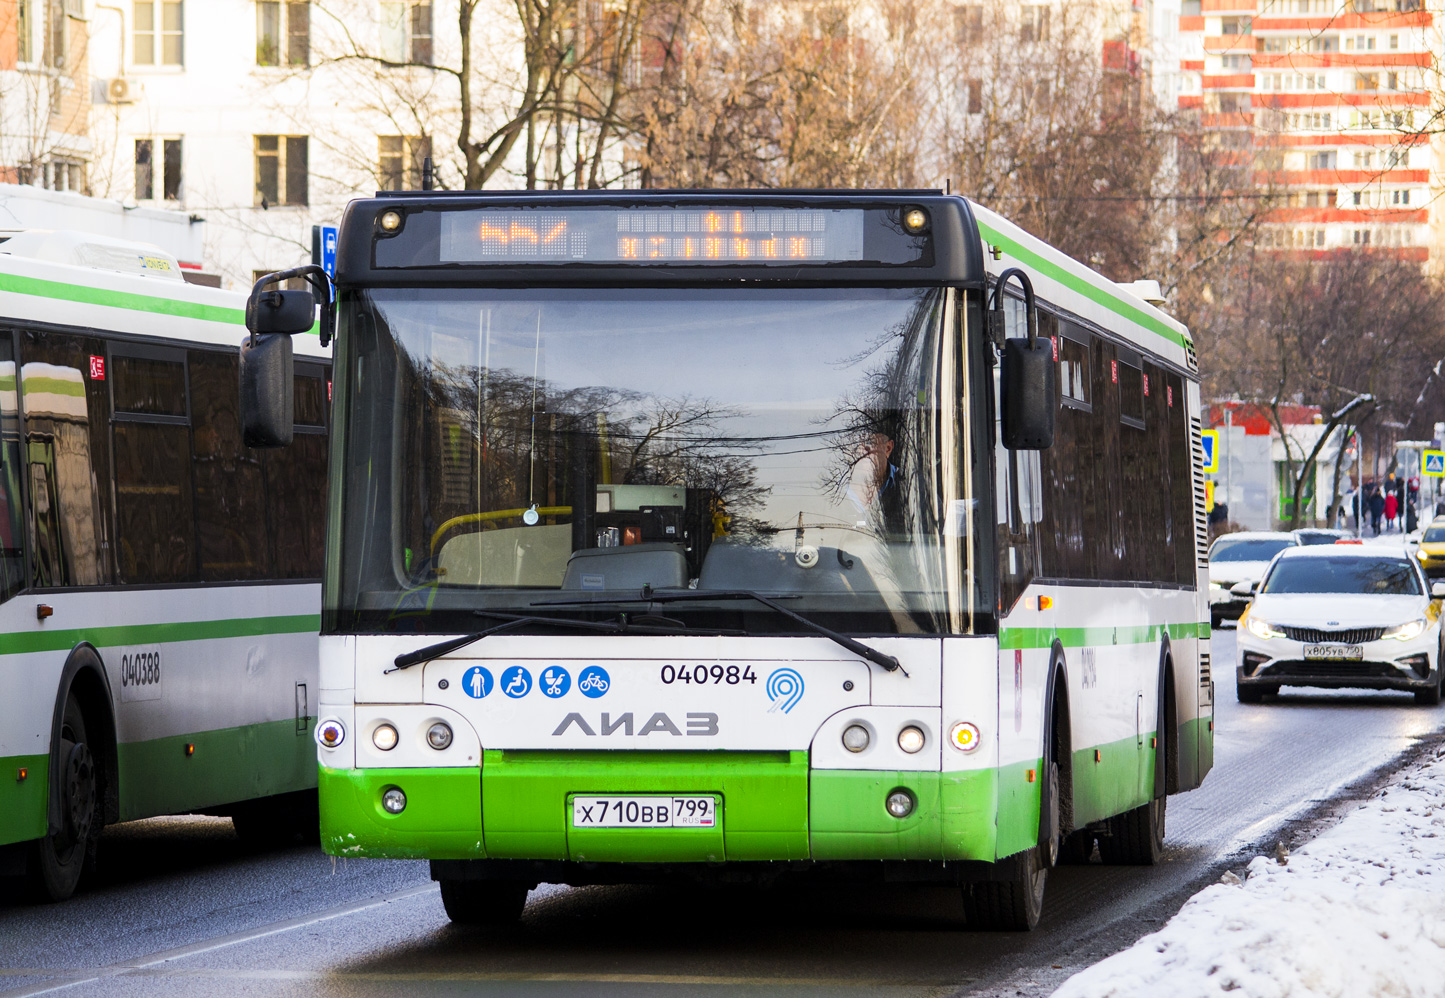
top-left (0, 236), bottom-right (329, 361)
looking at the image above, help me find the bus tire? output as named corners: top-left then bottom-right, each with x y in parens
top-left (962, 848), bottom-right (1046, 931)
top-left (438, 880), bottom-right (529, 927)
top-left (1098, 794), bottom-right (1166, 866)
top-left (25, 695), bottom-right (100, 902)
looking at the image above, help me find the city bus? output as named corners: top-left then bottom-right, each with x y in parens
top-left (246, 191), bottom-right (1212, 931)
top-left (0, 232), bottom-right (330, 902)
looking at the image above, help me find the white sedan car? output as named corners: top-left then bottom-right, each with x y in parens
top-left (1236, 546), bottom-right (1445, 704)
top-left (1208, 531), bottom-right (1302, 628)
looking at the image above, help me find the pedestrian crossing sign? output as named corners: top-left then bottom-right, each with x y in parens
top-left (1424, 450), bottom-right (1445, 477)
top-left (1201, 430), bottom-right (1219, 473)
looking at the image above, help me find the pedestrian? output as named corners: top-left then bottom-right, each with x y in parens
top-left (1385, 491), bottom-right (1399, 532)
top-left (1352, 489), bottom-right (1362, 529)
top-left (1370, 488), bottom-right (1386, 536)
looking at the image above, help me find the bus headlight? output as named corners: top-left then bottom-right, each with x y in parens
top-left (372, 723), bottom-right (399, 751)
top-left (897, 726), bottom-right (926, 754)
top-left (1384, 618), bottom-right (1427, 641)
top-left (426, 722), bottom-right (453, 750)
top-left (886, 789), bottom-right (915, 818)
top-left (842, 724), bottom-right (870, 753)
top-left (382, 787), bottom-right (406, 814)
top-left (316, 719), bottom-right (345, 749)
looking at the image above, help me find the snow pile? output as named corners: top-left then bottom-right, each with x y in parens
top-left (1054, 757), bottom-right (1445, 998)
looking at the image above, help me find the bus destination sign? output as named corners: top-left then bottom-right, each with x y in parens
top-left (437, 207), bottom-right (874, 265)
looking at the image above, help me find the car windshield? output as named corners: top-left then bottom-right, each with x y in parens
top-left (1262, 556), bottom-right (1422, 595)
top-left (330, 286), bottom-right (974, 636)
top-left (1210, 537), bottom-right (1295, 563)
top-left (1423, 527), bottom-right (1445, 543)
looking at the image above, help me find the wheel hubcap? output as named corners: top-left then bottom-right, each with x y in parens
top-left (61, 739), bottom-right (95, 847)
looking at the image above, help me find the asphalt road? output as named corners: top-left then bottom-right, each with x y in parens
top-left (4, 628), bottom-right (1443, 998)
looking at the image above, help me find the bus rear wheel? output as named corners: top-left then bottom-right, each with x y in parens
top-left (26, 696), bottom-right (100, 902)
top-left (438, 880), bottom-right (530, 927)
top-left (962, 848), bottom-right (1046, 931)
top-left (1098, 794), bottom-right (1166, 866)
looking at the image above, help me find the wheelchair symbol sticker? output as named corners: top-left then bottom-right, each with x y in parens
top-left (501, 666), bottom-right (532, 698)
top-left (461, 666), bottom-right (493, 699)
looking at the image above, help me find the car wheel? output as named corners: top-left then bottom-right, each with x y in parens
top-left (1416, 653), bottom-right (1443, 706)
top-left (1237, 682), bottom-right (1267, 703)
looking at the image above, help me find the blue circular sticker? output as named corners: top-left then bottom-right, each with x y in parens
top-left (578, 665), bottom-right (611, 698)
top-left (461, 666), bottom-right (493, 699)
top-left (540, 666), bottom-right (571, 698)
top-left (501, 665), bottom-right (533, 698)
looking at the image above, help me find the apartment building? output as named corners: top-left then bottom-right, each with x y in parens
top-left (1169, 0), bottom-right (1439, 260)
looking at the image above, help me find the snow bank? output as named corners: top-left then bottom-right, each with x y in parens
top-left (1054, 756), bottom-right (1445, 998)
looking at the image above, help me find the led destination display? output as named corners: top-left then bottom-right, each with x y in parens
top-left (435, 207), bottom-right (888, 266)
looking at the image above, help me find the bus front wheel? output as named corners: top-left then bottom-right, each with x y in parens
top-left (26, 695), bottom-right (100, 902)
top-left (962, 848), bottom-right (1046, 931)
top-left (438, 880), bottom-right (530, 927)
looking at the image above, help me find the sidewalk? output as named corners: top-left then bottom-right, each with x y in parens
top-left (1051, 747), bottom-right (1445, 997)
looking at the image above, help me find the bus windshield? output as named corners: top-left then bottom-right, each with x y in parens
top-left (331, 286), bottom-right (971, 636)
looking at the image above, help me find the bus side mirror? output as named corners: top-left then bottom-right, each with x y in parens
top-left (246, 289), bottom-right (315, 335)
top-left (1001, 336), bottom-right (1055, 450)
top-left (240, 332), bottom-right (293, 448)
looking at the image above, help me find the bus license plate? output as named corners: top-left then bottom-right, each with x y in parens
top-left (1305, 644), bottom-right (1363, 661)
top-left (572, 796), bottom-right (716, 829)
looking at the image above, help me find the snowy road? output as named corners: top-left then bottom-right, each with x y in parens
top-left (1, 630), bottom-right (1442, 998)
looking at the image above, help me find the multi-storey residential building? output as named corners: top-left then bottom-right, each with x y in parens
top-left (1170, 0), bottom-right (1437, 260)
top-left (0, 0), bottom-right (93, 192)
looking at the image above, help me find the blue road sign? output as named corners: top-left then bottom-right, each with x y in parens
top-left (312, 224), bottom-right (338, 279)
top-left (1424, 450), bottom-right (1445, 477)
top-left (1201, 430), bottom-right (1219, 473)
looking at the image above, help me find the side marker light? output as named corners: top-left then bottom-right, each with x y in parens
top-left (316, 720), bottom-right (346, 749)
top-left (1094, 749), bottom-right (1102, 763)
top-left (17, 768), bottom-right (27, 782)
top-left (184, 743), bottom-right (195, 757)
top-left (1039, 596), bottom-right (1053, 610)
top-left (1026, 769), bottom-right (1036, 783)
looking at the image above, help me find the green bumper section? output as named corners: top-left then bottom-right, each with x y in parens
top-left (0, 754), bottom-right (49, 848)
top-left (809, 768), bottom-right (999, 861)
top-left (320, 753), bottom-right (1018, 863)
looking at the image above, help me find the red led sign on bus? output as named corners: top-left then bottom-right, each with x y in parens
top-left (438, 207), bottom-right (869, 265)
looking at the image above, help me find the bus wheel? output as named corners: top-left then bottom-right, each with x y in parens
top-left (438, 880), bottom-right (530, 927)
top-left (1098, 794), bottom-right (1166, 866)
top-left (962, 849), bottom-right (1046, 931)
top-left (27, 696), bottom-right (100, 902)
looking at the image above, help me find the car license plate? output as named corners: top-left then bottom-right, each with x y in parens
top-left (1305, 644), bottom-right (1363, 661)
top-left (571, 796), bottom-right (716, 829)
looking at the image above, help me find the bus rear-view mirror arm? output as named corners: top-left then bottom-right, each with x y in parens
top-left (990, 268), bottom-right (1055, 451)
top-left (240, 265), bottom-right (335, 448)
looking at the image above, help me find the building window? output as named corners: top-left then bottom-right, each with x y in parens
top-left (1020, 5), bottom-right (1049, 42)
top-left (135, 138), bottom-right (183, 201)
top-left (135, 1), bottom-right (184, 66)
top-left (17, 0), bottom-right (33, 63)
top-left (257, 1), bottom-right (309, 66)
top-left (380, 1), bottom-right (432, 63)
top-left (955, 4), bottom-right (982, 44)
top-left (253, 269), bottom-right (309, 291)
top-left (1220, 16), bottom-right (1251, 33)
top-left (254, 135), bottom-right (308, 206)
top-left (378, 135), bottom-right (431, 190)
top-left (41, 159), bottom-right (84, 192)
top-left (965, 79), bottom-right (983, 114)
top-left (1305, 151), bottom-right (1336, 170)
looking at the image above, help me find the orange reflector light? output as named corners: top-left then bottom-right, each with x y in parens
top-left (1094, 749), bottom-right (1102, 763)
top-left (16, 768), bottom-right (26, 782)
top-left (1038, 596), bottom-right (1053, 610)
top-left (184, 743), bottom-right (195, 757)
top-left (1026, 769), bottom-right (1036, 783)
top-left (1209, 720), bottom-right (1214, 732)
top-left (35, 604), bottom-right (52, 620)
top-left (1150, 737), bottom-right (1157, 749)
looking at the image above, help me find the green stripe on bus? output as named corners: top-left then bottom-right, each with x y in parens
top-left (0, 271), bottom-right (245, 326)
top-left (4, 613), bottom-right (320, 656)
top-left (977, 222), bottom-right (1192, 352)
top-left (999, 621), bottom-right (1210, 650)
top-left (20, 376), bottom-right (86, 397)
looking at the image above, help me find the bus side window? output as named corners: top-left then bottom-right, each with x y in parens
top-left (190, 349), bottom-right (271, 581)
top-left (112, 347), bottom-right (194, 584)
top-left (20, 330), bottom-right (113, 588)
top-left (0, 332), bottom-right (26, 602)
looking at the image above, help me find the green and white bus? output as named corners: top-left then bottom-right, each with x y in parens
top-left (0, 232), bottom-right (330, 901)
top-left (247, 191), bottom-right (1211, 931)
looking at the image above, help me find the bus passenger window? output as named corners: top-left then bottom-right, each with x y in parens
top-left (0, 333), bottom-right (25, 602)
top-left (112, 350), bottom-right (194, 584)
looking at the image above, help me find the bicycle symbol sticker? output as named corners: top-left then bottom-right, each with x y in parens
top-left (461, 666), bottom-right (493, 700)
top-left (578, 665), bottom-right (610, 699)
top-left (501, 665), bottom-right (533, 698)
top-left (541, 667), bottom-right (571, 698)
top-left (766, 668), bottom-right (805, 713)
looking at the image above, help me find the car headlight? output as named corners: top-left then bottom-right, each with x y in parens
top-left (1210, 581), bottom-right (1224, 590)
top-left (1383, 618), bottom-right (1428, 641)
top-left (1418, 550), bottom-right (1429, 562)
top-left (1245, 615), bottom-right (1286, 640)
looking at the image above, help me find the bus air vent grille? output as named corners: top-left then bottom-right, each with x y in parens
top-left (1184, 338), bottom-right (1198, 372)
top-left (1198, 651), bottom-right (1211, 687)
top-left (1189, 418), bottom-right (1209, 569)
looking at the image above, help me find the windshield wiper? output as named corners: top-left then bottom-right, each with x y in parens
top-left (388, 611), bottom-right (745, 672)
top-left (534, 590), bottom-right (907, 675)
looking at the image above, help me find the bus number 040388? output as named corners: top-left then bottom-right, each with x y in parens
top-left (660, 664), bottom-right (757, 686)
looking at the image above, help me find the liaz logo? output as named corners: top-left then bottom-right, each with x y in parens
top-left (766, 668), bottom-right (804, 713)
top-left (551, 712), bottom-right (718, 737)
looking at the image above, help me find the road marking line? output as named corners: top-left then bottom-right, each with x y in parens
top-left (0, 883), bottom-right (436, 998)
